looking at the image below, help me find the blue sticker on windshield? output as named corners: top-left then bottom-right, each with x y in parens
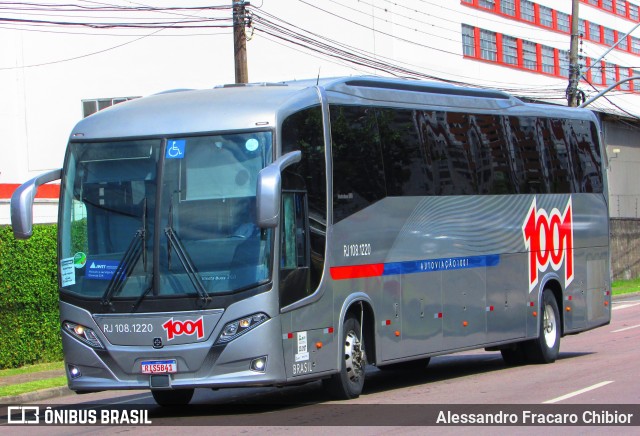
top-left (86, 260), bottom-right (121, 280)
top-left (166, 139), bottom-right (185, 159)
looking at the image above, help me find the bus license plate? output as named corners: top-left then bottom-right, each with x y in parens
top-left (141, 359), bottom-right (177, 374)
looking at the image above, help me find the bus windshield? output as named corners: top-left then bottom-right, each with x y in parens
top-left (59, 132), bottom-right (273, 303)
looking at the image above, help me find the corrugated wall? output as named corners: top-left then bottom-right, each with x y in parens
top-left (610, 218), bottom-right (640, 280)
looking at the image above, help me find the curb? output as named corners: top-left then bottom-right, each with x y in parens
top-left (613, 291), bottom-right (640, 299)
top-left (1, 292), bottom-right (637, 405)
top-left (0, 386), bottom-right (73, 405)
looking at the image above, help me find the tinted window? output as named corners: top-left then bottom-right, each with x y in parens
top-left (377, 108), bottom-right (431, 196)
top-left (329, 105), bottom-right (603, 223)
top-left (331, 105), bottom-right (386, 222)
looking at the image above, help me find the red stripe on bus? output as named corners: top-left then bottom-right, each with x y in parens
top-left (330, 263), bottom-right (384, 280)
top-left (0, 183), bottom-right (60, 200)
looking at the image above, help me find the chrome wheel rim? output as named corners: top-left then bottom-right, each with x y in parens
top-left (344, 329), bottom-right (365, 383)
top-left (543, 302), bottom-right (557, 348)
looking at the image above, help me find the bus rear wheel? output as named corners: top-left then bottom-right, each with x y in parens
top-left (323, 314), bottom-right (366, 400)
top-left (151, 388), bottom-right (194, 406)
top-left (524, 289), bottom-right (561, 364)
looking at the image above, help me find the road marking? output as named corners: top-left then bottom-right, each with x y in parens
top-left (612, 302), bottom-right (640, 311)
top-left (542, 381), bottom-right (613, 404)
top-left (104, 394), bottom-right (153, 405)
top-left (612, 324), bottom-right (640, 333)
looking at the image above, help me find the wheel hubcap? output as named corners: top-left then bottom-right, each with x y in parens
top-left (543, 303), bottom-right (557, 348)
top-left (344, 330), bottom-right (365, 383)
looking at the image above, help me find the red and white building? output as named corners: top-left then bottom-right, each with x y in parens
top-left (2, 0), bottom-right (640, 223)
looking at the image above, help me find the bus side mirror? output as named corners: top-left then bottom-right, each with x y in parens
top-left (11, 168), bottom-right (62, 239)
top-left (256, 151), bottom-right (301, 228)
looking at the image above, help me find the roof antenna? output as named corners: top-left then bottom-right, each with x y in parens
top-left (316, 67), bottom-right (321, 86)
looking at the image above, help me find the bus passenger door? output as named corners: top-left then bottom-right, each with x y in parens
top-left (279, 191), bottom-right (311, 307)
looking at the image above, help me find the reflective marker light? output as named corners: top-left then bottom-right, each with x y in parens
top-left (250, 356), bottom-right (267, 372)
top-left (216, 313), bottom-right (269, 344)
top-left (63, 321), bottom-right (104, 349)
top-left (68, 364), bottom-right (82, 379)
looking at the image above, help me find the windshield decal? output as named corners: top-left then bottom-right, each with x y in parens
top-left (86, 260), bottom-right (122, 280)
top-left (60, 257), bottom-right (76, 287)
top-left (165, 139), bottom-right (185, 159)
top-left (73, 252), bottom-right (87, 269)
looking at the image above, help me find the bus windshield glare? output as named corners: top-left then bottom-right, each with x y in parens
top-left (59, 132), bottom-right (273, 302)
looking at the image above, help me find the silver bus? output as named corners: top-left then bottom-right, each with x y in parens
top-left (11, 77), bottom-right (611, 405)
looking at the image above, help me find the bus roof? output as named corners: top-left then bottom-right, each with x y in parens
top-left (70, 76), bottom-right (598, 140)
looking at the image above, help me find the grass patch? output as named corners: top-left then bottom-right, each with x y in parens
top-left (0, 361), bottom-right (64, 378)
top-left (612, 278), bottom-right (640, 296)
top-left (0, 375), bottom-right (67, 398)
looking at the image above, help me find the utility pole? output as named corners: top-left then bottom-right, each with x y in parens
top-left (567, 0), bottom-right (580, 106)
top-left (233, 1), bottom-right (249, 84)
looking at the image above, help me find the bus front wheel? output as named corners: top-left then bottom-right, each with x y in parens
top-left (323, 314), bottom-right (366, 400)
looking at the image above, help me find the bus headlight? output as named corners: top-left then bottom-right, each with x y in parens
top-left (215, 313), bottom-right (269, 344)
top-left (63, 321), bottom-right (104, 349)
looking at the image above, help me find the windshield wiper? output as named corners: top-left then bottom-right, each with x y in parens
top-left (101, 228), bottom-right (144, 307)
top-left (102, 199), bottom-right (148, 308)
top-left (165, 225), bottom-right (211, 307)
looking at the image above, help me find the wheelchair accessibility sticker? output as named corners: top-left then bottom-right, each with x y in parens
top-left (166, 140), bottom-right (185, 159)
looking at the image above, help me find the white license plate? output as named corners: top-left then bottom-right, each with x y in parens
top-left (141, 359), bottom-right (177, 374)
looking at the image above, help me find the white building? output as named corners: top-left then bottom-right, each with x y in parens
top-left (2, 0), bottom-right (640, 224)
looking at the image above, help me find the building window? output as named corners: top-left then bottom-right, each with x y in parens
top-left (522, 41), bottom-right (537, 70)
top-left (619, 34), bottom-right (628, 51)
top-left (559, 50), bottom-right (570, 78)
top-left (480, 29), bottom-right (497, 61)
top-left (539, 6), bottom-right (553, 28)
top-left (479, 0), bottom-right (495, 11)
top-left (634, 70), bottom-right (640, 91)
top-left (500, 0), bottom-right (516, 16)
top-left (605, 62), bottom-right (617, 85)
top-left (542, 46), bottom-right (555, 74)
top-left (602, 0), bottom-right (613, 11)
top-left (521, 0), bottom-right (535, 22)
top-left (619, 67), bottom-right (630, 90)
top-left (587, 0), bottom-right (598, 5)
top-left (589, 22), bottom-right (601, 42)
top-left (557, 12), bottom-right (570, 33)
top-left (579, 19), bottom-right (586, 37)
top-left (604, 27), bottom-right (615, 46)
top-left (502, 35), bottom-right (518, 65)
top-left (81, 97), bottom-right (139, 118)
top-left (631, 3), bottom-right (639, 20)
top-left (462, 24), bottom-right (476, 57)
top-left (632, 36), bottom-right (640, 54)
top-left (591, 60), bottom-right (603, 84)
top-left (616, 0), bottom-right (627, 16)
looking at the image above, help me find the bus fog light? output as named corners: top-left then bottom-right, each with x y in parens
top-left (250, 357), bottom-right (267, 372)
top-left (68, 364), bottom-right (82, 379)
top-left (216, 313), bottom-right (270, 344)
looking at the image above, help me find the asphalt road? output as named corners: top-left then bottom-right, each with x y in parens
top-left (2, 295), bottom-right (639, 434)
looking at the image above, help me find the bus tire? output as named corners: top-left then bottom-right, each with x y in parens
top-left (151, 388), bottom-right (194, 406)
top-left (524, 289), bottom-right (561, 364)
top-left (323, 315), bottom-right (366, 400)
